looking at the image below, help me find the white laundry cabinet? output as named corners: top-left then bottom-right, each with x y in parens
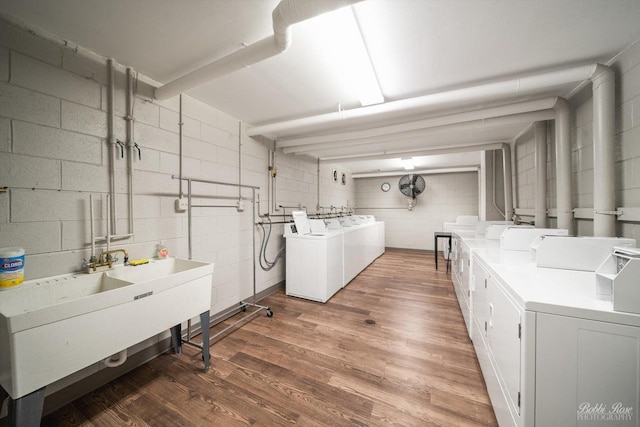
top-left (470, 252), bottom-right (640, 427)
top-left (285, 222), bottom-right (385, 303)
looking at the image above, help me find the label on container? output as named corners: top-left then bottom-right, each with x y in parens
top-left (0, 254), bottom-right (25, 288)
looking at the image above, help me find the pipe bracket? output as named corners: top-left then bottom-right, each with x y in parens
top-left (594, 210), bottom-right (622, 216)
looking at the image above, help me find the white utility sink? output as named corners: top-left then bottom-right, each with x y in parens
top-left (0, 257), bottom-right (213, 400)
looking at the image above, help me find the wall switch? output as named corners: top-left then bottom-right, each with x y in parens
top-left (236, 200), bottom-right (246, 212)
top-left (175, 198), bottom-right (188, 212)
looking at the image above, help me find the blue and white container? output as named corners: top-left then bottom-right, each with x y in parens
top-left (0, 247), bottom-right (25, 290)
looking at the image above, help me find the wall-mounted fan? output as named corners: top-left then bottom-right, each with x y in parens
top-left (398, 174), bottom-right (425, 210)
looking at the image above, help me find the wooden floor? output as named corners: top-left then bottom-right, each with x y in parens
top-left (42, 249), bottom-right (497, 426)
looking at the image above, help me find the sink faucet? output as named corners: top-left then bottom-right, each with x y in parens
top-left (99, 249), bottom-right (129, 267)
top-left (83, 249), bottom-right (129, 273)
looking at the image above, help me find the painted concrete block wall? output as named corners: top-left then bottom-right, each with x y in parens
top-left (608, 40), bottom-right (640, 240)
top-left (512, 41), bottom-right (640, 238)
top-left (481, 150), bottom-right (506, 221)
top-left (512, 121), bottom-right (557, 227)
top-left (270, 152), bottom-right (355, 214)
top-left (514, 128), bottom-right (536, 210)
top-left (354, 172), bottom-right (478, 250)
top-left (0, 15), bottom-right (354, 396)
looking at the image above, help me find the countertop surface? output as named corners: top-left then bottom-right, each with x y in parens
top-left (454, 231), bottom-right (640, 327)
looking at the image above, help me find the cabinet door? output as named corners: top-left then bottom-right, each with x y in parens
top-left (487, 278), bottom-right (522, 420)
top-left (473, 260), bottom-right (490, 341)
top-left (536, 313), bottom-right (640, 427)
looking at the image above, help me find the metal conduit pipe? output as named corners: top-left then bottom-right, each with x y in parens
top-left (283, 110), bottom-right (557, 155)
top-left (154, 0), bottom-right (362, 100)
top-left (592, 65), bottom-right (616, 237)
top-left (179, 94), bottom-right (184, 197)
top-left (501, 143), bottom-right (514, 221)
top-left (553, 97), bottom-right (573, 234)
top-left (126, 67), bottom-right (136, 234)
top-left (534, 121), bottom-right (548, 228)
top-left (247, 64), bottom-right (608, 137)
top-left (492, 150), bottom-right (506, 219)
top-left (316, 158), bottom-right (321, 211)
top-left (107, 59), bottom-right (117, 232)
top-left (278, 97), bottom-right (560, 148)
top-left (322, 141), bottom-right (505, 163)
top-left (238, 121), bottom-right (242, 202)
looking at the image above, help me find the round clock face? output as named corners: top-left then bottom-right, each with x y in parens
top-left (381, 182), bottom-right (391, 192)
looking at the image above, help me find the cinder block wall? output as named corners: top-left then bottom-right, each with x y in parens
top-left (0, 15), bottom-right (355, 401)
top-left (512, 40), bottom-right (640, 238)
top-left (354, 172), bottom-right (479, 250)
top-left (512, 122), bottom-right (556, 224)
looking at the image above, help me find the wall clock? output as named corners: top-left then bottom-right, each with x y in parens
top-left (381, 182), bottom-right (391, 192)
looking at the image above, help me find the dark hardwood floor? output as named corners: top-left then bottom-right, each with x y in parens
top-left (42, 249), bottom-right (497, 426)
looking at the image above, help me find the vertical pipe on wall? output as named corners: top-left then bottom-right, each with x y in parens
top-left (107, 59), bottom-right (117, 233)
top-left (238, 121), bottom-right (243, 201)
top-left (252, 188), bottom-right (257, 304)
top-left (502, 143), bottom-right (514, 221)
top-left (591, 65), bottom-right (616, 237)
top-left (492, 150), bottom-right (506, 219)
top-left (534, 121), bottom-right (548, 228)
top-left (316, 158), bottom-right (321, 212)
top-left (126, 67), bottom-right (135, 234)
top-left (273, 143), bottom-right (279, 212)
top-left (179, 94), bottom-right (184, 197)
top-left (554, 97), bottom-right (573, 234)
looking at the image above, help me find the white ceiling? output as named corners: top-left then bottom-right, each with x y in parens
top-left (2, 0), bottom-right (640, 175)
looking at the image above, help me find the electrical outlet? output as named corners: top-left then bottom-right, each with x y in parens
top-left (175, 198), bottom-right (188, 212)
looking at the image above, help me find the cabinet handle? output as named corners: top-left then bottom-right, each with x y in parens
top-left (484, 278), bottom-right (487, 289)
top-left (489, 303), bottom-right (494, 328)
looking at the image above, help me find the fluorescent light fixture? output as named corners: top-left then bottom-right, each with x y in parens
top-left (308, 7), bottom-right (384, 106)
top-left (401, 157), bottom-right (415, 170)
top-left (352, 167), bottom-right (480, 179)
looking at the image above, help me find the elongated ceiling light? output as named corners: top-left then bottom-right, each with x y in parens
top-left (401, 158), bottom-right (415, 170)
top-left (307, 6), bottom-right (384, 106)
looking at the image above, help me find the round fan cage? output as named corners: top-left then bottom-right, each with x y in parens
top-left (398, 174), bottom-right (426, 198)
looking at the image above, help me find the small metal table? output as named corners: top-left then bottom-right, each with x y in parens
top-left (434, 231), bottom-right (452, 270)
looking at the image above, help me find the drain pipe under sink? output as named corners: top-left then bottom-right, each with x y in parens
top-left (103, 349), bottom-right (128, 368)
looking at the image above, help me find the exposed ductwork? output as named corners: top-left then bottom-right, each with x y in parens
top-left (534, 121), bottom-right (548, 228)
top-left (322, 141), bottom-right (506, 163)
top-left (502, 143), bottom-right (514, 222)
top-left (278, 97), bottom-right (560, 149)
top-left (247, 64), bottom-right (610, 138)
top-left (591, 65), bottom-right (616, 237)
top-left (283, 109), bottom-right (556, 155)
top-left (553, 97), bottom-right (573, 234)
top-left (154, 0), bottom-right (362, 100)
top-left (251, 62), bottom-right (615, 237)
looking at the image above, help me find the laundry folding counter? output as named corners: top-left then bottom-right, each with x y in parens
top-left (284, 212), bottom-right (384, 303)
top-left (450, 225), bottom-right (639, 427)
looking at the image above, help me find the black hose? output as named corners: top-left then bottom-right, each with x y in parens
top-left (258, 216), bottom-right (285, 271)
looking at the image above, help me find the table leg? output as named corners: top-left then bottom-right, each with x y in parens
top-left (6, 386), bottom-right (46, 427)
top-left (170, 324), bottom-right (182, 355)
top-left (200, 310), bottom-right (210, 373)
top-left (434, 235), bottom-right (439, 270)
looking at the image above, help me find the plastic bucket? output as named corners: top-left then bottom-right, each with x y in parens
top-left (0, 247), bottom-right (25, 290)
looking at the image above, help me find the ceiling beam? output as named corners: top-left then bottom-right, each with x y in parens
top-left (319, 141), bottom-right (505, 163)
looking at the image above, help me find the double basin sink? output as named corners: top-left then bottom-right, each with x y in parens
top-left (0, 258), bottom-right (213, 400)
